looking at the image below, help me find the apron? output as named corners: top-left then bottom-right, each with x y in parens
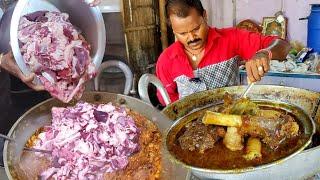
top-left (174, 57), bottom-right (239, 99)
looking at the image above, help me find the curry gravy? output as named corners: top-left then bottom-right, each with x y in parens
top-left (167, 106), bottom-right (309, 170)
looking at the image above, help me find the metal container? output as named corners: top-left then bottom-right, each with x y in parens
top-left (163, 85), bottom-right (320, 179)
top-left (0, 0), bottom-right (106, 82)
top-left (3, 92), bottom-right (188, 179)
top-left (308, 4), bottom-right (320, 53)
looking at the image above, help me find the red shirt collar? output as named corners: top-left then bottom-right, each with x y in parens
top-left (204, 27), bottom-right (222, 53)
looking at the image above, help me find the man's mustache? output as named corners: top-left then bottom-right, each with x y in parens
top-left (187, 38), bottom-right (201, 45)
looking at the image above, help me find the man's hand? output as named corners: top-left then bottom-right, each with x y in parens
top-left (0, 52), bottom-right (45, 91)
top-left (245, 51), bottom-right (270, 83)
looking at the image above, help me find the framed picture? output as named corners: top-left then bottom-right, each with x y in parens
top-left (236, 19), bottom-right (263, 33)
top-left (262, 17), bottom-right (287, 39)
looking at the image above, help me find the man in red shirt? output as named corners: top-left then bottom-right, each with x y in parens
top-left (156, 0), bottom-right (290, 105)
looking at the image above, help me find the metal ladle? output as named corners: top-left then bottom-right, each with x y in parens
top-left (240, 82), bottom-right (255, 98)
top-left (0, 134), bottom-right (51, 154)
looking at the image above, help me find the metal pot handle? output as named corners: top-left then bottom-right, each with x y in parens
top-left (138, 73), bottom-right (171, 106)
top-left (94, 60), bottom-right (133, 95)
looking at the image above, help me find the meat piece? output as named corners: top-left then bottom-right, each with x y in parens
top-left (203, 109), bottom-right (299, 150)
top-left (240, 113), bottom-right (299, 150)
top-left (203, 95), bottom-right (300, 150)
top-left (223, 92), bottom-right (233, 106)
top-left (243, 137), bottom-right (262, 161)
top-left (223, 127), bottom-right (243, 151)
top-left (18, 11), bottom-right (95, 103)
top-left (178, 120), bottom-right (225, 153)
top-left (202, 111), bottom-right (242, 127)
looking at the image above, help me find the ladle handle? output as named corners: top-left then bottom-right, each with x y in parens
top-left (241, 82), bottom-right (255, 98)
top-left (138, 73), bottom-right (171, 106)
top-left (0, 134), bottom-right (51, 154)
top-left (24, 147), bottom-right (51, 154)
top-left (0, 134), bottom-right (14, 142)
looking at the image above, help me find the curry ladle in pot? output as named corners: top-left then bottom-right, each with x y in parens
top-left (0, 133), bottom-right (51, 154)
top-left (240, 82), bottom-right (255, 98)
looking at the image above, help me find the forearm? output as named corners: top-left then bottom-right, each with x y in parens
top-left (246, 38), bottom-right (290, 82)
top-left (265, 39), bottom-right (291, 60)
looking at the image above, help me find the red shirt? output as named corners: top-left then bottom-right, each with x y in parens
top-left (156, 27), bottom-right (276, 106)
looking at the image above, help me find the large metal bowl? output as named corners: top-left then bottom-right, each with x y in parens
top-left (163, 85), bottom-right (320, 179)
top-left (0, 0), bottom-right (106, 84)
top-left (3, 92), bottom-right (188, 179)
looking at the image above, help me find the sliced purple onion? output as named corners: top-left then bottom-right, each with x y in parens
top-left (52, 157), bottom-right (61, 168)
top-left (25, 11), bottom-right (48, 22)
top-left (93, 110), bottom-right (109, 122)
top-left (117, 116), bottom-right (126, 126)
top-left (34, 102), bottom-right (140, 178)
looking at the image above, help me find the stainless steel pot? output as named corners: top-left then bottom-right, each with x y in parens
top-left (162, 85), bottom-right (320, 180)
top-left (3, 92), bottom-right (189, 179)
top-left (0, 0), bottom-right (106, 77)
